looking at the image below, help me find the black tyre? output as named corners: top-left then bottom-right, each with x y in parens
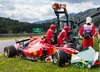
top-left (52, 50), bottom-right (69, 67)
top-left (4, 45), bottom-right (17, 57)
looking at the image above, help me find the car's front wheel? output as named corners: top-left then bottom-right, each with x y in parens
top-left (52, 50), bottom-right (70, 67)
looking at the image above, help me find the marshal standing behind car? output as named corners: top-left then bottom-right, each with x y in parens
top-left (79, 17), bottom-right (96, 49)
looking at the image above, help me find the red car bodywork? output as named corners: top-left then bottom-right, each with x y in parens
top-left (15, 38), bottom-right (56, 58)
top-left (15, 37), bottom-right (78, 59)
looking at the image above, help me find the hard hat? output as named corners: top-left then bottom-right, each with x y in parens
top-left (64, 26), bottom-right (68, 31)
top-left (86, 17), bottom-right (92, 24)
top-left (50, 24), bottom-right (56, 30)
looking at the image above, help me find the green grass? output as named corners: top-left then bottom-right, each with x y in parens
top-left (0, 38), bottom-right (99, 72)
top-left (93, 38), bottom-right (99, 51)
top-left (0, 55), bottom-right (99, 72)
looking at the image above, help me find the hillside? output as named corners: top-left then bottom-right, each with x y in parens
top-left (61, 7), bottom-right (100, 26)
top-left (35, 7), bottom-right (100, 27)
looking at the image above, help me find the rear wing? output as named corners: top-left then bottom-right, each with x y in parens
top-left (15, 38), bottom-right (30, 43)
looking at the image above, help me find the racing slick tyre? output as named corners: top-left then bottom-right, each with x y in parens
top-left (4, 45), bottom-right (17, 57)
top-left (52, 50), bottom-right (69, 67)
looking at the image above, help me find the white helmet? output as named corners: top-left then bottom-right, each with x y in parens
top-left (86, 17), bottom-right (92, 24)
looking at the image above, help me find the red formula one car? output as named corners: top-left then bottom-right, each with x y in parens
top-left (4, 37), bottom-right (56, 60)
top-left (4, 36), bottom-right (100, 68)
top-left (4, 36), bottom-right (80, 64)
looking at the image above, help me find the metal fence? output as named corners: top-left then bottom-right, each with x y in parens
top-left (0, 33), bottom-right (45, 37)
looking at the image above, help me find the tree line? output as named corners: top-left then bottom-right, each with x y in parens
top-left (0, 17), bottom-right (54, 34)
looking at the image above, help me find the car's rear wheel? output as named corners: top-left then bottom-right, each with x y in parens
top-left (4, 45), bottom-right (17, 57)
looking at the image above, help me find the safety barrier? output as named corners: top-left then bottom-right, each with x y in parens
top-left (0, 33), bottom-right (45, 37)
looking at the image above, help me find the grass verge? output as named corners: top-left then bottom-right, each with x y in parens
top-left (0, 55), bottom-right (99, 72)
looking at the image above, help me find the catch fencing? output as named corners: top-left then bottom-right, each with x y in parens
top-left (0, 33), bottom-right (45, 37)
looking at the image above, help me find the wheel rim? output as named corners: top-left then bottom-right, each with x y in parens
top-left (53, 56), bottom-right (58, 64)
top-left (4, 49), bottom-right (8, 56)
top-left (53, 53), bottom-right (59, 64)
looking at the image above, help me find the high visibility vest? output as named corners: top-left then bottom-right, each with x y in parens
top-left (84, 24), bottom-right (93, 35)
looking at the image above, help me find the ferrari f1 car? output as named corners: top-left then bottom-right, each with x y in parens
top-left (4, 37), bottom-right (56, 60)
top-left (3, 36), bottom-right (80, 60)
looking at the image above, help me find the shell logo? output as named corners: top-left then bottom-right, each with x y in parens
top-left (72, 54), bottom-right (76, 57)
top-left (33, 51), bottom-right (37, 55)
top-left (54, 48), bottom-right (56, 52)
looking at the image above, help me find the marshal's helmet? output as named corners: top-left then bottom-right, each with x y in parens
top-left (64, 26), bottom-right (69, 31)
top-left (86, 17), bottom-right (92, 24)
top-left (50, 24), bottom-right (56, 30)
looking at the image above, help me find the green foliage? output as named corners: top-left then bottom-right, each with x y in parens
top-left (0, 28), bottom-right (8, 33)
top-left (93, 38), bottom-right (99, 51)
top-left (94, 18), bottom-right (100, 27)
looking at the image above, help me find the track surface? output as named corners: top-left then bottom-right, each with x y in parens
top-left (0, 39), bottom-right (15, 54)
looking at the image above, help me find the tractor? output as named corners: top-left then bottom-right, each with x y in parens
top-left (52, 3), bottom-right (78, 45)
